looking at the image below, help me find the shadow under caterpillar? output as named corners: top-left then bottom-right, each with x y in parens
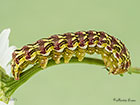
top-left (11, 30), bottom-right (131, 80)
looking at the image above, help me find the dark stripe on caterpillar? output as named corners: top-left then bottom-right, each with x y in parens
top-left (11, 30), bottom-right (131, 80)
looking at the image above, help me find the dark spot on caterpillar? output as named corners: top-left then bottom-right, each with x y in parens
top-left (15, 58), bottom-right (19, 64)
top-left (11, 30), bottom-right (131, 80)
top-left (40, 46), bottom-right (46, 54)
top-left (115, 52), bottom-right (120, 58)
top-left (15, 49), bottom-right (22, 51)
top-left (97, 42), bottom-right (102, 45)
top-left (26, 54), bottom-right (31, 60)
top-left (107, 46), bottom-right (112, 51)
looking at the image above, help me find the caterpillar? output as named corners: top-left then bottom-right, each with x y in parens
top-left (11, 30), bottom-right (131, 80)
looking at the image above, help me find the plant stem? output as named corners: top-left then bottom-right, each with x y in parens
top-left (0, 57), bottom-right (139, 104)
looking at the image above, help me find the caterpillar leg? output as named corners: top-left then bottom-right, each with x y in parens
top-left (101, 53), bottom-right (108, 66)
top-left (63, 48), bottom-right (74, 63)
top-left (38, 56), bottom-right (48, 69)
top-left (86, 47), bottom-right (96, 54)
top-left (52, 51), bottom-right (62, 64)
top-left (75, 47), bottom-right (86, 61)
top-left (101, 53), bottom-right (114, 74)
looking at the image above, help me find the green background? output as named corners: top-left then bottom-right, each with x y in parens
top-left (0, 0), bottom-right (140, 105)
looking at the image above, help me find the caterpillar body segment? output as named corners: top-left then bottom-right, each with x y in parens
top-left (11, 30), bottom-right (131, 80)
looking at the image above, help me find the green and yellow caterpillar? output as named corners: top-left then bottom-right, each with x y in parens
top-left (11, 30), bottom-right (131, 80)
